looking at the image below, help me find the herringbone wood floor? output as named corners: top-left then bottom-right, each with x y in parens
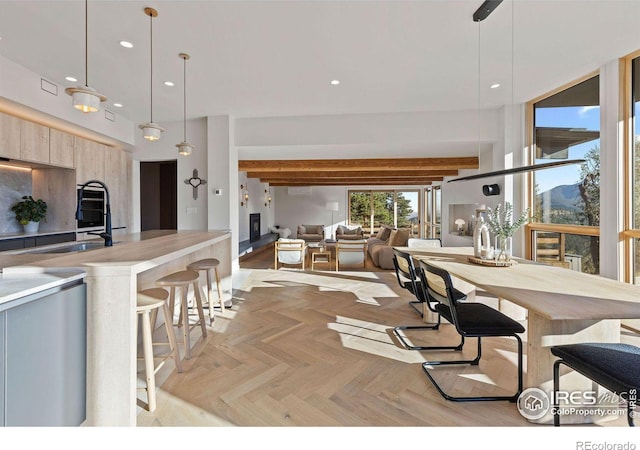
top-left (136, 246), bottom-right (632, 427)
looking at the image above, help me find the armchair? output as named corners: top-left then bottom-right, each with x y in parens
top-left (274, 239), bottom-right (307, 270)
top-left (335, 239), bottom-right (367, 271)
top-left (296, 224), bottom-right (324, 243)
top-left (336, 225), bottom-right (364, 240)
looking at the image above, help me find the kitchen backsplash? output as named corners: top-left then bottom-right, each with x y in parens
top-left (0, 166), bottom-right (32, 233)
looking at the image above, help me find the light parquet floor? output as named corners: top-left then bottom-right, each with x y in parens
top-left (136, 247), bottom-right (634, 427)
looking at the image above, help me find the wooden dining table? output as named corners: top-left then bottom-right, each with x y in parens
top-left (397, 246), bottom-right (640, 423)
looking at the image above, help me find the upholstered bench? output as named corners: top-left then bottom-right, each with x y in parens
top-left (551, 342), bottom-right (640, 426)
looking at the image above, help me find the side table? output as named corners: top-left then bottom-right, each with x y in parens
top-left (311, 250), bottom-right (331, 270)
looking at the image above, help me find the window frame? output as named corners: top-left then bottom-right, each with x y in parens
top-left (525, 71), bottom-right (601, 268)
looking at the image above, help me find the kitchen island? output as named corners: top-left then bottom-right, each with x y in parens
top-left (0, 230), bottom-right (232, 426)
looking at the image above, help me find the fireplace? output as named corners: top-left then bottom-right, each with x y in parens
top-left (250, 213), bottom-right (261, 242)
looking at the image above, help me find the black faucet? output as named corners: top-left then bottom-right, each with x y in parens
top-left (76, 180), bottom-right (113, 247)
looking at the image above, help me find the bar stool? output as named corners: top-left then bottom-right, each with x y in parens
top-left (187, 258), bottom-right (224, 324)
top-left (156, 270), bottom-right (207, 360)
top-left (136, 288), bottom-right (183, 412)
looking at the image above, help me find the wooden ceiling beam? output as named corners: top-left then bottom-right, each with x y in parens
top-left (246, 169), bottom-right (458, 179)
top-left (239, 157), bottom-right (478, 172)
top-left (267, 178), bottom-right (439, 186)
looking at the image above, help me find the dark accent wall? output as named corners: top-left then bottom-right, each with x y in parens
top-left (140, 161), bottom-right (177, 231)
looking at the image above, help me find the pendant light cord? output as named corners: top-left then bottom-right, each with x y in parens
top-left (477, 21), bottom-right (481, 156)
top-left (84, 0), bottom-right (88, 88)
top-left (183, 56), bottom-right (187, 142)
top-left (149, 10), bottom-right (154, 123)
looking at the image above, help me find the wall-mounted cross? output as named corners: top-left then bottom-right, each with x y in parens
top-left (184, 169), bottom-right (207, 200)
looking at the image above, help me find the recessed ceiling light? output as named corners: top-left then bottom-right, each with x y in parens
top-left (65, 76), bottom-right (78, 82)
top-left (119, 41), bottom-right (133, 48)
top-left (164, 81), bottom-right (174, 87)
top-left (330, 80), bottom-right (340, 85)
top-left (113, 103), bottom-right (123, 108)
top-left (490, 83), bottom-right (501, 89)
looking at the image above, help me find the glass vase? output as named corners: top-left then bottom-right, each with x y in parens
top-left (494, 235), bottom-right (512, 262)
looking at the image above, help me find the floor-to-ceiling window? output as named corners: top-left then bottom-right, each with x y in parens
top-left (626, 53), bottom-right (640, 284)
top-left (424, 186), bottom-right (441, 239)
top-left (348, 189), bottom-right (420, 237)
top-left (526, 74), bottom-right (600, 274)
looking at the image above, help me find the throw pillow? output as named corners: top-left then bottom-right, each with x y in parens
top-left (378, 225), bottom-right (393, 242)
top-left (387, 230), bottom-right (398, 246)
top-left (390, 229), bottom-right (410, 247)
top-left (337, 225), bottom-right (347, 235)
top-left (298, 225), bottom-right (306, 235)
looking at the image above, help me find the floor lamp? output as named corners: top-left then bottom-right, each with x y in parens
top-left (326, 201), bottom-right (339, 240)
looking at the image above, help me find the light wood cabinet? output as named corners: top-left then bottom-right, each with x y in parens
top-left (75, 136), bottom-right (105, 184)
top-left (104, 146), bottom-right (130, 230)
top-left (20, 120), bottom-right (49, 164)
top-left (49, 129), bottom-right (75, 168)
top-left (0, 111), bottom-right (21, 159)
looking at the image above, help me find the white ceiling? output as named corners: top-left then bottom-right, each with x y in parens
top-left (1, 0), bottom-right (639, 127)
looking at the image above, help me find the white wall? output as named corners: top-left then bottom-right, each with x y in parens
top-left (0, 54), bottom-right (134, 147)
top-left (132, 117), bottom-right (208, 231)
top-left (237, 174), bottom-right (275, 243)
top-left (274, 185), bottom-right (347, 240)
top-left (235, 109), bottom-right (499, 158)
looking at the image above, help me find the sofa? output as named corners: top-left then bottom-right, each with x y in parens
top-left (296, 224), bottom-right (324, 242)
top-left (335, 225), bottom-right (364, 240)
top-left (366, 225), bottom-right (410, 269)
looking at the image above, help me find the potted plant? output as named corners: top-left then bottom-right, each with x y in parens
top-left (11, 195), bottom-right (47, 233)
top-left (485, 201), bottom-right (530, 261)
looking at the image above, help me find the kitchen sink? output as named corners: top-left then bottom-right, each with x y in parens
top-left (26, 242), bottom-right (119, 254)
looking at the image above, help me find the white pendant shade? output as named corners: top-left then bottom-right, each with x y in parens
top-left (65, 85), bottom-right (106, 113)
top-left (66, 0), bottom-right (106, 113)
top-left (139, 122), bottom-right (165, 141)
top-left (176, 52), bottom-right (193, 156)
top-left (176, 141), bottom-right (194, 156)
top-left (140, 7), bottom-right (162, 142)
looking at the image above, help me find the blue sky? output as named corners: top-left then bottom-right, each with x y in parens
top-left (534, 105), bottom-right (600, 193)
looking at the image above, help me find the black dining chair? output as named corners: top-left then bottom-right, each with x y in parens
top-left (418, 259), bottom-right (524, 402)
top-left (391, 248), bottom-right (464, 351)
top-left (551, 342), bottom-right (640, 426)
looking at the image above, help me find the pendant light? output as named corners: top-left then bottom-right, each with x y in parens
top-left (449, 0), bottom-right (583, 183)
top-left (139, 7), bottom-right (164, 141)
top-left (176, 53), bottom-right (194, 156)
top-left (65, 0), bottom-right (106, 113)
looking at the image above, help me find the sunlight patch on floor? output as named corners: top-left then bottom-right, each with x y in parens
top-left (235, 268), bottom-right (398, 304)
top-left (457, 373), bottom-right (498, 386)
top-left (327, 315), bottom-right (425, 364)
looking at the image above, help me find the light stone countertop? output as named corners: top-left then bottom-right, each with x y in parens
top-left (0, 230), bottom-right (229, 273)
top-left (0, 267), bottom-right (85, 307)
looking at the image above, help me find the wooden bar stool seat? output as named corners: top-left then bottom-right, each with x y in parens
top-left (187, 258), bottom-right (224, 324)
top-left (156, 270), bottom-right (207, 360)
top-left (136, 288), bottom-right (183, 412)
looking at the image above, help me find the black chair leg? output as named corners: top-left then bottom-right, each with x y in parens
top-left (409, 300), bottom-right (424, 318)
top-left (421, 335), bottom-right (523, 402)
top-left (393, 314), bottom-right (465, 351)
top-left (553, 359), bottom-right (562, 426)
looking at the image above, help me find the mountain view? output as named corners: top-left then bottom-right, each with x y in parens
top-left (537, 183), bottom-right (582, 212)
